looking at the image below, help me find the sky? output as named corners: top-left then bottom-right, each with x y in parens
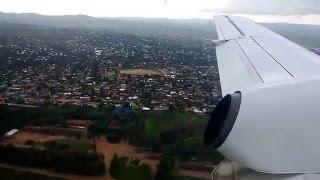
top-left (0, 0), bottom-right (320, 24)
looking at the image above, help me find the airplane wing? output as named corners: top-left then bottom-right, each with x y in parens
top-left (204, 15), bottom-right (320, 177)
top-left (214, 16), bottom-right (320, 95)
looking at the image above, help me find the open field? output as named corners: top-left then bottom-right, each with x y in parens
top-left (142, 112), bottom-right (208, 137)
top-left (120, 69), bottom-right (163, 76)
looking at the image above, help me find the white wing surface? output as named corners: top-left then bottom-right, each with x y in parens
top-left (204, 15), bottom-right (320, 176)
top-left (215, 15), bottom-right (320, 95)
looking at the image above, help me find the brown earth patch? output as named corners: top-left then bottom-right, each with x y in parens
top-left (120, 69), bottom-right (162, 76)
top-left (7, 131), bottom-right (69, 145)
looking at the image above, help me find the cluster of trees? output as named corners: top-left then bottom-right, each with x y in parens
top-left (0, 104), bottom-right (139, 143)
top-left (0, 166), bottom-right (64, 180)
top-left (125, 119), bottom-right (147, 146)
top-left (126, 125), bottom-right (194, 152)
top-left (51, 151), bottom-right (105, 175)
top-left (168, 139), bottom-right (224, 163)
top-left (109, 155), bottom-right (152, 180)
top-left (155, 152), bottom-right (175, 180)
top-left (0, 144), bottom-right (105, 175)
top-left (0, 104), bottom-right (114, 135)
top-left (88, 119), bottom-right (109, 135)
top-left (0, 105), bottom-right (63, 135)
top-left (106, 129), bottom-right (124, 144)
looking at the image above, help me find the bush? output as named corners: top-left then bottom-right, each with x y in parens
top-left (57, 143), bottom-right (70, 151)
top-left (109, 155), bottom-right (151, 180)
top-left (130, 159), bottom-right (141, 166)
top-left (0, 143), bottom-right (106, 176)
top-left (155, 152), bottom-right (175, 180)
top-left (109, 154), bottom-right (122, 179)
top-left (106, 130), bottom-right (123, 144)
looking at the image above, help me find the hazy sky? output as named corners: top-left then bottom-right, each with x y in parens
top-left (0, 0), bottom-right (320, 24)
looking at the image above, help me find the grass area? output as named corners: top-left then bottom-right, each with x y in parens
top-left (0, 166), bottom-right (65, 180)
top-left (142, 112), bottom-right (208, 137)
top-left (140, 111), bottom-right (224, 164)
top-left (172, 138), bottom-right (224, 163)
top-left (110, 156), bottom-right (151, 180)
top-left (115, 164), bottom-right (151, 180)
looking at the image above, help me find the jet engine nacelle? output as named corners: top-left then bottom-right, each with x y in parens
top-left (204, 77), bottom-right (320, 174)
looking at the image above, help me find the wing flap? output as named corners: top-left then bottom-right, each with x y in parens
top-left (252, 36), bottom-right (320, 77)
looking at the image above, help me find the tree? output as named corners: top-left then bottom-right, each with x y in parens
top-left (155, 152), bottom-right (175, 180)
top-left (109, 154), bottom-right (122, 179)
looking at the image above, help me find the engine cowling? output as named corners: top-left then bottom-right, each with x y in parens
top-left (204, 77), bottom-right (320, 174)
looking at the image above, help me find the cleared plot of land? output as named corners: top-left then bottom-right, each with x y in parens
top-left (7, 131), bottom-right (95, 153)
top-left (95, 137), bottom-right (159, 177)
top-left (95, 137), bottom-right (136, 164)
top-left (8, 131), bottom-right (68, 145)
top-left (120, 69), bottom-right (163, 76)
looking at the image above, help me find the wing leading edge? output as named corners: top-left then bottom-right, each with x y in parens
top-left (215, 15), bottom-right (320, 95)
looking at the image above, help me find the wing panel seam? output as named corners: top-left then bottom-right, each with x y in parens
top-left (234, 40), bottom-right (264, 82)
top-left (251, 37), bottom-right (294, 78)
top-left (217, 23), bottom-right (226, 40)
top-left (226, 16), bottom-right (245, 36)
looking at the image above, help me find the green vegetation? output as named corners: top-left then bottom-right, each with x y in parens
top-left (106, 129), bottom-right (124, 144)
top-left (0, 167), bottom-right (66, 180)
top-left (0, 104), bottom-right (114, 135)
top-left (126, 111), bottom-right (208, 149)
top-left (45, 139), bottom-right (95, 153)
top-left (125, 111), bottom-right (224, 164)
top-left (88, 119), bottom-right (109, 135)
top-left (109, 155), bottom-right (152, 180)
top-left (168, 138), bottom-right (224, 163)
top-left (123, 111), bottom-right (224, 163)
top-left (0, 104), bottom-right (224, 178)
top-left (57, 104), bottom-right (114, 120)
top-left (142, 112), bottom-right (207, 137)
top-left (0, 141), bottom-right (105, 176)
top-left (155, 152), bottom-right (175, 180)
